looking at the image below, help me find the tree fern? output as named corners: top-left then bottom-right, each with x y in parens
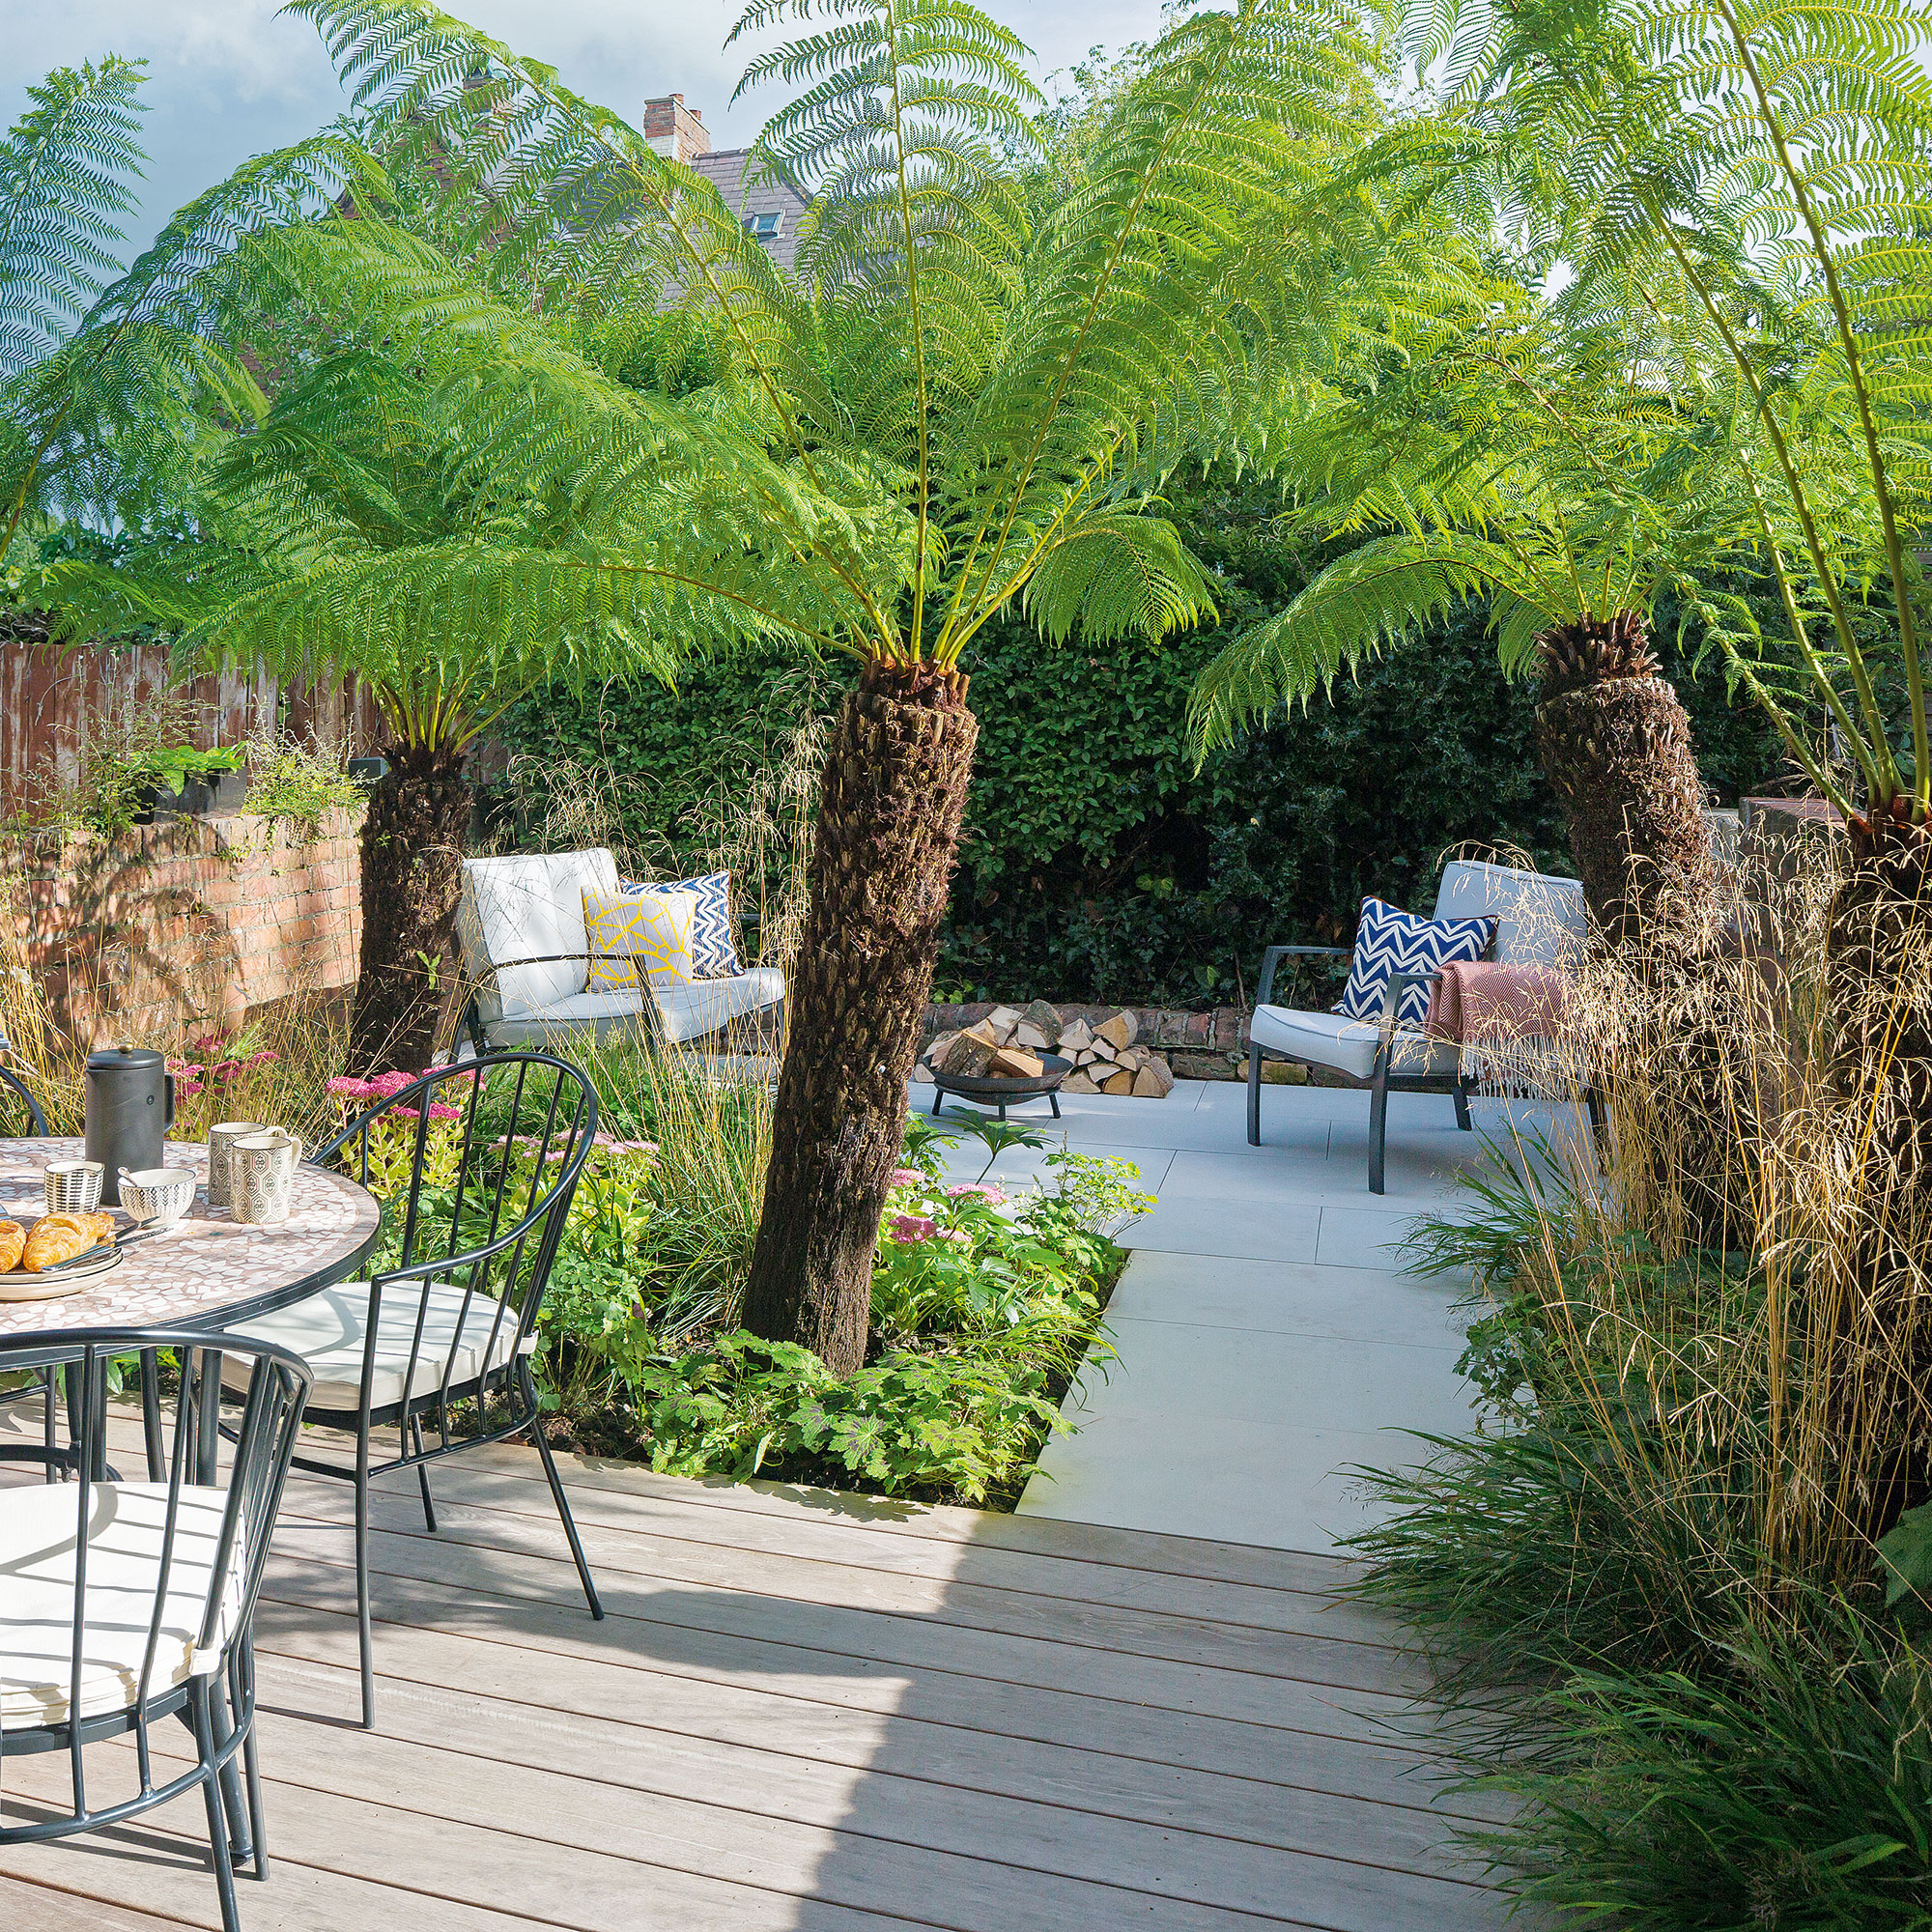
top-left (0, 57), bottom-right (146, 384)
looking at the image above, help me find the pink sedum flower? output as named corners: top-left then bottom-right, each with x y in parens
top-left (943, 1182), bottom-right (1007, 1205)
top-left (889, 1167), bottom-right (924, 1188)
top-left (887, 1213), bottom-right (937, 1243)
top-left (327, 1076), bottom-right (375, 1098)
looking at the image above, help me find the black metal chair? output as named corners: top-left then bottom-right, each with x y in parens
top-left (218, 1052), bottom-right (605, 1727)
top-left (0, 1327), bottom-right (310, 1932)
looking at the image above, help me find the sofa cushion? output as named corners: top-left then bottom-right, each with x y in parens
top-left (480, 968), bottom-right (786, 1049)
top-left (619, 870), bottom-right (743, 980)
top-left (1334, 897), bottom-right (1494, 1024)
top-left (459, 849), bottom-right (619, 1019)
top-left (1434, 859), bottom-right (1586, 968)
top-left (1251, 1006), bottom-right (1461, 1082)
top-left (583, 886), bottom-right (698, 991)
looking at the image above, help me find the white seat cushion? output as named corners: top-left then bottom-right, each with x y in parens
top-left (482, 969), bottom-right (786, 1048)
top-left (1250, 1005), bottom-right (1461, 1082)
top-left (1434, 859), bottom-right (1586, 968)
top-left (655, 968), bottom-right (786, 1043)
top-left (1, 1482), bottom-right (242, 1731)
top-left (220, 1279), bottom-right (521, 1411)
top-left (458, 848), bottom-right (621, 1020)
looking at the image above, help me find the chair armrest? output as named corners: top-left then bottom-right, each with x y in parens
top-left (1257, 945), bottom-right (1351, 1008)
top-left (1375, 971), bottom-right (1442, 1051)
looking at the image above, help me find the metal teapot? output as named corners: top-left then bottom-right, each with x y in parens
top-left (84, 1044), bottom-right (175, 1207)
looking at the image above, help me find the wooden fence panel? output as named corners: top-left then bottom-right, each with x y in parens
top-left (0, 639), bottom-right (378, 814)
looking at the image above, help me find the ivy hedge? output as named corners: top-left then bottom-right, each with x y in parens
top-left (498, 487), bottom-right (1782, 1009)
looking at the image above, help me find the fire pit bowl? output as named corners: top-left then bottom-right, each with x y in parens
top-left (922, 1051), bottom-right (1071, 1122)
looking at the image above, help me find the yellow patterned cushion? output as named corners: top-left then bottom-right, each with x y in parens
top-left (582, 887), bottom-right (697, 991)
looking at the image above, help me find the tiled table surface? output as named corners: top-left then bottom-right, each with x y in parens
top-left (0, 1138), bottom-right (380, 1337)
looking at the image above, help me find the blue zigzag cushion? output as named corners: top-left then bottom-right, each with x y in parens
top-left (617, 870), bottom-right (743, 980)
top-left (1334, 897), bottom-right (1495, 1025)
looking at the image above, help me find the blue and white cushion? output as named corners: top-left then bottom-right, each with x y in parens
top-left (1334, 897), bottom-right (1495, 1024)
top-left (618, 870), bottom-right (742, 980)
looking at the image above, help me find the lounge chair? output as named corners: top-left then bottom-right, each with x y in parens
top-left (457, 848), bottom-right (784, 1053)
top-left (1248, 858), bottom-right (1587, 1192)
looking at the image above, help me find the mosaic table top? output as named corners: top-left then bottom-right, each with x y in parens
top-left (0, 1138), bottom-right (380, 1340)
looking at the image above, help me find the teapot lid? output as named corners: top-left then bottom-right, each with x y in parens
top-left (87, 1043), bottom-right (166, 1071)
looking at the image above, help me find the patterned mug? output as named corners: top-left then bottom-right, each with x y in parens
top-left (231, 1129), bottom-right (303, 1227)
top-left (207, 1121), bottom-right (267, 1209)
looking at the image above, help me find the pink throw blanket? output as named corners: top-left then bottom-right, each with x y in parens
top-left (1425, 960), bottom-right (1570, 1043)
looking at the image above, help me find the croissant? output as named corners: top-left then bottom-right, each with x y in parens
top-left (23, 1218), bottom-right (93, 1272)
top-left (0, 1220), bottom-right (23, 1272)
top-left (40, 1211), bottom-right (111, 1243)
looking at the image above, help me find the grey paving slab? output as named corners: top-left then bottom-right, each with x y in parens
top-left (1010, 1079), bottom-right (1587, 1556)
top-left (1019, 1405), bottom-right (1457, 1551)
top-left (1109, 1251), bottom-right (1472, 1352)
top-left (1063, 1316), bottom-right (1476, 1435)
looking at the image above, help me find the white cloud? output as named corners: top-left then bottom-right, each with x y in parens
top-left (3, 0), bottom-right (1168, 249)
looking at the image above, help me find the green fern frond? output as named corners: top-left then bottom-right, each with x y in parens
top-left (0, 56), bottom-right (146, 380)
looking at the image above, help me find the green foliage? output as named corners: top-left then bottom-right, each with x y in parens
top-left (501, 477), bottom-right (1777, 1004)
top-left (239, 734), bottom-right (364, 836)
top-left (1463, 1605), bottom-right (1932, 1931)
top-left (0, 57), bottom-right (146, 380)
top-left (1877, 1505), bottom-right (1932, 1612)
top-left (537, 1110), bottom-right (1140, 1507)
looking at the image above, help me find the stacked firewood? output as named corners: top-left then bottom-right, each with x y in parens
top-left (924, 1001), bottom-right (1176, 1097)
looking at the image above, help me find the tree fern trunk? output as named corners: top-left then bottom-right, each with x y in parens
top-left (1535, 622), bottom-right (1716, 946)
top-left (742, 661), bottom-right (979, 1376)
top-left (350, 744), bottom-right (469, 1073)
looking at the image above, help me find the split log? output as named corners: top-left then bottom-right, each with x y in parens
top-left (990, 1045), bottom-right (1043, 1078)
top-left (1061, 1069), bottom-right (1100, 1094)
top-left (1101, 1069), bottom-right (1134, 1095)
top-left (1095, 1010), bottom-right (1138, 1052)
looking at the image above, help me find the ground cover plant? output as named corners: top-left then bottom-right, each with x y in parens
top-left (1359, 846), bottom-right (1932, 1925)
top-left (331, 1038), bottom-right (1147, 1511)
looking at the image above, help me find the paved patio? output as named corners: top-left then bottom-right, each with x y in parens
top-left (917, 1071), bottom-right (1572, 1553)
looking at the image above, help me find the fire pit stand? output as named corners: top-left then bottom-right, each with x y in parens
top-left (923, 1051), bottom-right (1071, 1122)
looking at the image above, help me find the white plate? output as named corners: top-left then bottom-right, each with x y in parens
top-left (0, 1247), bottom-right (124, 1299)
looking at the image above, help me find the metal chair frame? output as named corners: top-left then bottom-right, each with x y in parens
top-left (233, 1052), bottom-right (606, 1728)
top-left (1247, 945), bottom-right (1604, 1192)
top-left (0, 1328), bottom-right (311, 1932)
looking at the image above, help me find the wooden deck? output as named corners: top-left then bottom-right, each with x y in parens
top-left (0, 1433), bottom-right (1507, 1930)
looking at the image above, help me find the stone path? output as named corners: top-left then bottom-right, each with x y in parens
top-left (916, 1070), bottom-right (1576, 1555)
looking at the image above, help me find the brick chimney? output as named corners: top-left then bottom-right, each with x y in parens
top-left (641, 93), bottom-right (711, 164)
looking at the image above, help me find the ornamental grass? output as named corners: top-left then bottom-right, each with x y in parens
top-left (1361, 838), bottom-right (1932, 1924)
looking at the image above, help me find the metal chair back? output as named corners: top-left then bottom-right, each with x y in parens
top-left (309, 1052), bottom-right (597, 1425)
top-left (0, 1328), bottom-right (310, 1870)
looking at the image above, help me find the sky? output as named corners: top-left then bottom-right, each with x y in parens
top-left (3, 1), bottom-right (1172, 258)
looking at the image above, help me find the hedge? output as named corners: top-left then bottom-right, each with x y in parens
top-left (498, 487), bottom-right (1783, 1009)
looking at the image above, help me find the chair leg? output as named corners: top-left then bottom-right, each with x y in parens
top-left (1368, 1071), bottom-right (1389, 1195)
top-left (354, 1458), bottom-right (376, 1729)
top-left (529, 1398), bottom-right (604, 1621)
top-left (1454, 1080), bottom-right (1473, 1131)
top-left (409, 1415), bottom-right (438, 1532)
top-left (194, 1684), bottom-right (243, 1932)
top-left (1247, 1044), bottom-right (1263, 1147)
top-left (240, 1644), bottom-right (269, 1880)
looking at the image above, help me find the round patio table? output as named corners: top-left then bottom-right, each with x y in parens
top-left (0, 1136), bottom-right (381, 1343)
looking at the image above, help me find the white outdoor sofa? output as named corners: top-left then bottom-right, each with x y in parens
top-left (1247, 858), bottom-right (1592, 1193)
top-left (456, 848), bottom-right (785, 1052)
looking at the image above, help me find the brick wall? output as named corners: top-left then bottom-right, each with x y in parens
top-left (3, 807), bottom-right (364, 1045)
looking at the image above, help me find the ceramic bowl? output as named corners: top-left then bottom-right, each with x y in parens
top-left (120, 1166), bottom-right (198, 1231)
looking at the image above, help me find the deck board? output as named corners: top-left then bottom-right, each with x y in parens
top-left (3, 1436), bottom-right (1504, 1929)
